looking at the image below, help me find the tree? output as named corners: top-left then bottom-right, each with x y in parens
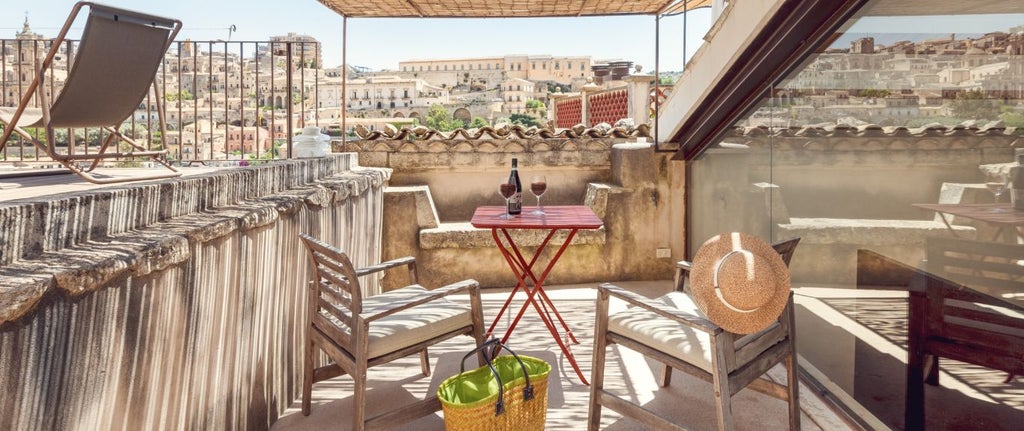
top-left (165, 89), bottom-right (193, 102)
top-left (950, 89), bottom-right (998, 120)
top-left (509, 113), bottom-right (542, 128)
top-left (860, 89), bottom-right (891, 98)
top-left (469, 116), bottom-right (489, 128)
top-left (423, 104), bottom-right (463, 131)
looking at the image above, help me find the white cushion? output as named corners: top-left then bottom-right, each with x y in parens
top-left (322, 285), bottom-right (473, 358)
top-left (607, 291), bottom-right (714, 372)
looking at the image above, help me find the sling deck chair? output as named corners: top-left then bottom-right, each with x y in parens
top-left (0, 1), bottom-right (182, 184)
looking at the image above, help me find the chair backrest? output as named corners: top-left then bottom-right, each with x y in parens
top-left (299, 233), bottom-right (363, 325)
top-left (772, 237), bottom-right (800, 267)
top-left (48, 4), bottom-right (178, 128)
top-left (926, 236), bottom-right (1023, 309)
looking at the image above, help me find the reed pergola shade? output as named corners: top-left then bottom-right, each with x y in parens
top-left (316, 0), bottom-right (711, 18)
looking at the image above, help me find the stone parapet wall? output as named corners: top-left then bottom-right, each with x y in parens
top-left (691, 128), bottom-right (1022, 284)
top-left (376, 143), bottom-right (685, 290)
top-left (0, 155), bottom-right (390, 430)
top-left (340, 137), bottom-right (619, 221)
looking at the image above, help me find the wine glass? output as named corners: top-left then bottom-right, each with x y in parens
top-left (530, 175), bottom-right (547, 215)
top-left (986, 179), bottom-right (1009, 211)
top-left (499, 181), bottom-right (516, 219)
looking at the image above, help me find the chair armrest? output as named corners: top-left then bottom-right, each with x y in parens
top-left (673, 260), bottom-right (693, 293)
top-left (362, 279), bottom-right (479, 323)
top-left (355, 256), bottom-right (416, 277)
top-left (599, 283), bottom-right (722, 335)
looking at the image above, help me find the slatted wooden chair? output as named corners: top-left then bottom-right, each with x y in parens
top-left (903, 237), bottom-right (1024, 430)
top-left (589, 237), bottom-right (801, 431)
top-left (298, 233), bottom-right (485, 431)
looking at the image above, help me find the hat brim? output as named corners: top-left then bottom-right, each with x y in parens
top-left (690, 232), bottom-right (791, 334)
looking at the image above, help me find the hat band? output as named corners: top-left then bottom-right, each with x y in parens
top-left (712, 249), bottom-right (757, 314)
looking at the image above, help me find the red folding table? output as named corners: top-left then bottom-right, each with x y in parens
top-left (471, 205), bottom-right (603, 385)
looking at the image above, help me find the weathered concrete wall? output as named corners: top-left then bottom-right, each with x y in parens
top-left (370, 141), bottom-right (683, 289)
top-left (341, 138), bottom-right (614, 221)
top-left (0, 155), bottom-right (389, 430)
top-left (689, 126), bottom-right (1021, 284)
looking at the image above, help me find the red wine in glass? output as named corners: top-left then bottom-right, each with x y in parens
top-left (530, 175), bottom-right (547, 215)
top-left (499, 182), bottom-right (516, 218)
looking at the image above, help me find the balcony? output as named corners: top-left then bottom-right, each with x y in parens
top-left (2, 0), bottom-right (1023, 430)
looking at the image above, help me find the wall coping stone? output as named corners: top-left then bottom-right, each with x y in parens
top-left (0, 155), bottom-right (390, 325)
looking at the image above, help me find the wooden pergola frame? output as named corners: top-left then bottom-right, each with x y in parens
top-left (314, 0), bottom-right (711, 151)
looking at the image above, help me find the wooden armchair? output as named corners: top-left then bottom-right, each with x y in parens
top-left (904, 237), bottom-right (1024, 430)
top-left (589, 237), bottom-right (801, 430)
top-left (298, 233), bottom-right (486, 431)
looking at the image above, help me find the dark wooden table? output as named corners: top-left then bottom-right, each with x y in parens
top-left (471, 205), bottom-right (603, 384)
top-left (913, 203), bottom-right (1024, 241)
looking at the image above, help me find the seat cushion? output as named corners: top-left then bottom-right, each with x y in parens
top-left (607, 291), bottom-right (714, 373)
top-left (320, 285), bottom-right (473, 358)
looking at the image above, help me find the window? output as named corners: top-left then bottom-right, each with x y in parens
top-left (555, 62), bottom-right (560, 70)
top-left (685, 2), bottom-right (1024, 429)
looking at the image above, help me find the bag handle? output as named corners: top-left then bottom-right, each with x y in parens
top-left (459, 338), bottom-right (536, 416)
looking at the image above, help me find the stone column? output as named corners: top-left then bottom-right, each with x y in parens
top-left (624, 74), bottom-right (655, 127)
top-left (581, 79), bottom-right (602, 128)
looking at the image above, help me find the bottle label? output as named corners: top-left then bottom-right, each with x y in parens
top-left (508, 192), bottom-right (522, 213)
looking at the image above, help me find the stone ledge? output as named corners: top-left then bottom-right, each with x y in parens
top-left (419, 222), bottom-right (607, 249)
top-left (0, 162), bottom-right (390, 325)
top-left (780, 218), bottom-right (975, 245)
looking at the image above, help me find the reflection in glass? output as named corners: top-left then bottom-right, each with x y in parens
top-left (688, 0), bottom-right (1024, 428)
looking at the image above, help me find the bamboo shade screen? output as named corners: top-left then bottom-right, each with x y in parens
top-left (316, 0), bottom-right (711, 18)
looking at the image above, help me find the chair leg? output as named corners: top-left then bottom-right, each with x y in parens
top-left (353, 364), bottom-right (368, 431)
top-left (588, 289), bottom-right (611, 431)
top-left (906, 348), bottom-right (926, 431)
top-left (711, 338), bottom-right (734, 431)
top-left (786, 353), bottom-right (801, 431)
top-left (420, 349), bottom-right (431, 377)
top-left (924, 354), bottom-right (939, 386)
top-left (660, 363), bottom-right (673, 387)
top-left (302, 339), bottom-right (314, 416)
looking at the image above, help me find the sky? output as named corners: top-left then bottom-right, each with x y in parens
top-left (1, 0), bottom-right (714, 72)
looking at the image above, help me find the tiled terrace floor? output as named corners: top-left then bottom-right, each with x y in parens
top-left (271, 281), bottom-right (855, 431)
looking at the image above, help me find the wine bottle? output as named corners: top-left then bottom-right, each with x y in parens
top-left (507, 158), bottom-right (522, 215)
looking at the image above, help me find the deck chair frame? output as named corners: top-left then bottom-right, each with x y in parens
top-left (0, 1), bottom-right (182, 184)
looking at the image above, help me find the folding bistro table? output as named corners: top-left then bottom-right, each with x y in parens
top-left (471, 205), bottom-right (603, 384)
top-left (913, 203), bottom-right (1024, 241)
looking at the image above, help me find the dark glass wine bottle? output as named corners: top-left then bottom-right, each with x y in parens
top-left (507, 158), bottom-right (522, 215)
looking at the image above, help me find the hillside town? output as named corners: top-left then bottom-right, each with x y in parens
top-left (3, 18), bottom-right (1023, 161)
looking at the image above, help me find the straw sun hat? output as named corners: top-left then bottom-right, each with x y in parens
top-left (690, 232), bottom-right (791, 334)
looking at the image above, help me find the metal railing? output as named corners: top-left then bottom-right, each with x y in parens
top-left (1, 38), bottom-right (319, 164)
